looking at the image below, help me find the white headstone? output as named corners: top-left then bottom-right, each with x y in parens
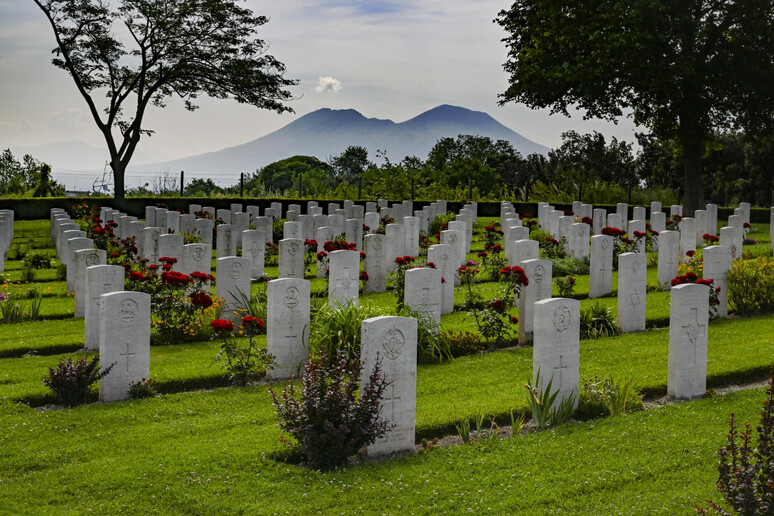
top-left (404, 267), bottom-right (442, 326)
top-left (328, 250), bottom-right (360, 308)
top-left (589, 235), bottom-right (613, 298)
top-left (215, 257), bottom-right (252, 322)
top-left (266, 278), bottom-right (311, 380)
top-left (719, 225), bottom-right (743, 260)
top-left (617, 252), bottom-right (647, 333)
top-left (679, 217), bottom-right (697, 257)
top-left (74, 249), bottom-right (107, 318)
top-left (706, 203), bottom-right (718, 236)
top-left (216, 224), bottom-right (238, 258)
top-left (364, 234), bottom-right (387, 294)
top-left (668, 283), bottom-right (709, 399)
top-left (278, 238), bottom-right (305, 279)
top-left (240, 231), bottom-right (265, 279)
top-left (181, 243), bottom-right (212, 277)
top-left (360, 316), bottom-right (418, 456)
top-left (157, 234), bottom-right (184, 271)
top-left (703, 245), bottom-right (732, 318)
top-left (533, 298), bottom-right (580, 408)
top-left (84, 265), bottom-right (124, 350)
top-left (428, 243), bottom-right (454, 315)
top-left (385, 224), bottom-right (405, 272)
top-left (519, 259), bottom-right (552, 342)
top-left (657, 230), bottom-right (680, 289)
top-left (99, 291), bottom-right (151, 402)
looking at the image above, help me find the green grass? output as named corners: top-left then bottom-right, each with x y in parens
top-left (0, 214), bottom-right (771, 513)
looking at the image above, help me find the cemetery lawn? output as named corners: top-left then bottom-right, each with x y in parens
top-left (1, 216), bottom-right (772, 513)
top-left (0, 376), bottom-right (765, 513)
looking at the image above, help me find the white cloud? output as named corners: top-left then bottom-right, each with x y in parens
top-left (314, 76), bottom-right (342, 93)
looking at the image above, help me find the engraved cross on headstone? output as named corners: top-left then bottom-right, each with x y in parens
top-left (119, 342), bottom-right (135, 373)
top-left (554, 355), bottom-right (568, 390)
top-left (383, 384), bottom-right (401, 420)
top-left (682, 308), bottom-right (705, 366)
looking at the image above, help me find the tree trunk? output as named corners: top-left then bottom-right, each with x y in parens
top-left (681, 136), bottom-right (704, 216)
top-left (112, 160), bottom-right (126, 210)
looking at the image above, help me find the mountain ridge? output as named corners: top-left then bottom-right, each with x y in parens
top-left (133, 104), bottom-right (550, 176)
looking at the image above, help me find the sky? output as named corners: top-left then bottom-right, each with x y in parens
top-left (0, 0), bottom-right (641, 189)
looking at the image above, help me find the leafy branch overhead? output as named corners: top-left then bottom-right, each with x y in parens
top-left (34, 0), bottom-right (297, 201)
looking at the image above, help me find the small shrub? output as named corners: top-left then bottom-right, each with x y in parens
top-left (555, 275), bottom-right (576, 297)
top-left (23, 251), bottom-right (52, 270)
top-left (398, 306), bottom-right (450, 363)
top-left (728, 256), bottom-right (774, 314)
top-left (438, 330), bottom-right (485, 357)
top-left (269, 352), bottom-right (392, 470)
top-left (56, 263), bottom-right (67, 281)
top-left (128, 378), bottom-right (160, 399)
top-left (43, 355), bottom-right (114, 407)
top-left (579, 303), bottom-right (621, 340)
top-left (552, 257), bottom-right (590, 277)
top-left (696, 364), bottom-right (774, 514)
top-left (20, 267), bottom-right (34, 282)
top-left (0, 290), bottom-right (43, 323)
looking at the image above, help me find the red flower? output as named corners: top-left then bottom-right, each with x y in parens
top-left (316, 251), bottom-right (327, 261)
top-left (510, 316), bottom-right (519, 324)
top-left (360, 252), bottom-right (366, 260)
top-left (162, 263), bottom-right (172, 271)
top-left (697, 278), bottom-right (714, 287)
top-left (523, 213), bottom-right (533, 219)
top-left (159, 256), bottom-right (178, 264)
top-left (485, 225), bottom-right (496, 232)
top-left (122, 263), bottom-right (131, 271)
top-left (441, 277), bottom-right (446, 283)
top-left (304, 239), bottom-right (318, 247)
top-left (581, 216), bottom-right (593, 225)
top-left (427, 262), bottom-right (437, 269)
top-left (148, 264), bottom-right (158, 271)
top-left (129, 271), bottom-right (145, 282)
top-left (110, 251), bottom-right (120, 258)
top-left (241, 316), bottom-right (265, 330)
top-left (131, 245), bottom-right (138, 254)
top-left (743, 222), bottom-right (750, 229)
top-left (161, 271), bottom-right (190, 286)
top-left (478, 251), bottom-right (488, 258)
top-left (359, 271), bottom-right (369, 281)
top-left (363, 225), bottom-right (370, 231)
top-left (491, 244), bottom-right (502, 254)
top-left (633, 231), bottom-right (646, 238)
top-left (402, 255), bottom-right (414, 262)
top-left (602, 227), bottom-right (626, 238)
top-left (190, 290), bottom-right (213, 308)
top-left (490, 299), bottom-right (506, 313)
top-left (210, 319), bottom-right (234, 333)
top-left (685, 272), bottom-right (698, 282)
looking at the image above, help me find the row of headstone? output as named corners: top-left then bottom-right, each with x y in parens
top-left (0, 209), bottom-right (14, 272)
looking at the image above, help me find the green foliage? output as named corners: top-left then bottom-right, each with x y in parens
top-left (524, 369), bottom-right (576, 430)
top-left (214, 318), bottom-right (274, 387)
top-left (269, 351), bottom-right (392, 470)
top-left (429, 212), bottom-right (455, 236)
top-left (552, 257), bottom-right (589, 277)
top-left (247, 156), bottom-right (334, 196)
top-left (22, 251), bottom-right (52, 270)
top-left (698, 365), bottom-right (774, 515)
top-left (308, 302), bottom-right (385, 370)
top-left (728, 257), bottom-right (774, 314)
top-left (128, 378), bottom-right (159, 400)
top-left (577, 376), bottom-right (644, 420)
top-left (0, 148), bottom-right (63, 197)
top-left (182, 178), bottom-right (224, 198)
top-left (438, 330), bottom-right (485, 358)
top-left (555, 276), bottom-right (576, 297)
top-left (579, 302), bottom-right (621, 340)
top-left (0, 290), bottom-right (44, 324)
top-left (42, 355), bottom-right (114, 407)
top-left (398, 306), bottom-right (451, 364)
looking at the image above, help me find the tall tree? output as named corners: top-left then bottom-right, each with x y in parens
top-left (35, 0), bottom-right (296, 206)
top-left (496, 1), bottom-right (774, 213)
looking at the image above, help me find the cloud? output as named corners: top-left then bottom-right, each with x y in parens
top-left (314, 76), bottom-right (342, 93)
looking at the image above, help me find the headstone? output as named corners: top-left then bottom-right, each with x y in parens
top-left (617, 252), bottom-right (647, 332)
top-left (628, 219), bottom-right (646, 253)
top-left (240, 231), bottom-right (265, 279)
top-left (364, 234), bottom-right (388, 294)
top-left (703, 245), bottom-right (732, 318)
top-left (404, 267), bottom-right (442, 326)
top-left (592, 208), bottom-right (606, 235)
top-left (266, 278), bottom-right (311, 380)
top-left (315, 226), bottom-right (336, 278)
top-left (360, 316), bottom-right (418, 456)
top-left (657, 230), bottom-right (680, 289)
top-left (157, 234), bottom-right (184, 271)
top-left (216, 209), bottom-right (231, 224)
top-left (650, 201), bottom-right (662, 215)
top-left (533, 298), bottom-right (580, 408)
top-left (571, 222), bottom-right (590, 260)
top-left (509, 239), bottom-right (539, 268)
top-left (255, 216), bottom-right (273, 244)
top-left (428, 243), bottom-right (454, 315)
top-left (189, 203), bottom-right (202, 215)
top-left (278, 238), bottom-right (305, 279)
top-left (632, 206), bottom-right (646, 222)
top-left (403, 216), bottom-right (420, 256)
top-left (650, 211), bottom-right (666, 233)
top-left (283, 221), bottom-right (303, 240)
top-left (679, 217), bottom-right (697, 257)
top-left (518, 259), bottom-right (552, 342)
top-left (165, 211), bottom-right (180, 234)
top-left (233, 212), bottom-right (250, 246)
top-left (364, 212), bottom-right (379, 234)
top-left (616, 203), bottom-right (628, 226)
top-left (345, 218), bottom-right (363, 252)
top-left (99, 291), bottom-right (151, 402)
top-left (670, 205), bottom-right (683, 218)
top-left (589, 235), bottom-right (613, 298)
top-left (328, 250), bottom-right (360, 308)
top-left (667, 283), bottom-right (709, 399)
top-left (216, 224), bottom-right (238, 258)
top-left (215, 257), bottom-right (252, 322)
top-left (179, 214), bottom-right (195, 236)
top-left (84, 265), bottom-right (124, 350)
top-left (386, 224), bottom-right (405, 272)
top-left (66, 237), bottom-right (94, 294)
top-left (694, 210), bottom-right (707, 248)
top-left (706, 203), bottom-right (718, 236)
top-left (74, 249), bottom-right (106, 318)
top-left (230, 203), bottom-right (243, 215)
top-left (719, 225), bottom-right (743, 261)
top-left (194, 218), bottom-right (214, 247)
top-left (738, 202), bottom-right (751, 226)
top-left (607, 213), bottom-right (622, 231)
top-left (181, 243), bottom-right (212, 278)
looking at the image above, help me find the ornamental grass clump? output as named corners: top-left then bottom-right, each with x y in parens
top-left (269, 351), bottom-right (392, 470)
top-left (696, 364), bottom-right (774, 515)
top-left (308, 302), bottom-right (385, 371)
top-left (43, 355), bottom-right (114, 407)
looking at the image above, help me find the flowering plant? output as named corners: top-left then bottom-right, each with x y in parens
top-left (703, 233), bottom-right (720, 245)
top-left (556, 275), bottom-right (576, 297)
top-left (390, 255), bottom-right (416, 311)
top-left (467, 265), bottom-right (529, 347)
top-left (214, 317), bottom-right (274, 386)
top-left (670, 274), bottom-right (721, 318)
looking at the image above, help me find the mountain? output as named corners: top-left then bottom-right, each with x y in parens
top-left (134, 105), bottom-right (549, 176)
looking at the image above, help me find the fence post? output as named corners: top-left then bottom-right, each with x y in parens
top-left (179, 171), bottom-right (184, 197)
top-left (240, 172), bottom-right (244, 197)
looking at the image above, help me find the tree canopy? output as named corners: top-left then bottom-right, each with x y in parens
top-left (496, 0), bottom-right (774, 213)
top-left (35, 0), bottom-right (296, 205)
